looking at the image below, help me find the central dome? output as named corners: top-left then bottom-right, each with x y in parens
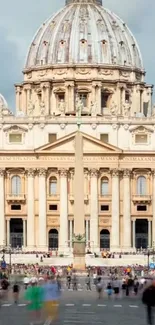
top-left (25, 0), bottom-right (143, 70)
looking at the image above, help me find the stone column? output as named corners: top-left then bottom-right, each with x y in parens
top-left (59, 169), bottom-right (68, 252)
top-left (148, 220), bottom-right (152, 248)
top-left (123, 169), bottom-right (131, 249)
top-left (23, 220), bottom-right (26, 247)
top-left (38, 168), bottom-right (47, 250)
top-left (26, 86), bottom-right (31, 114)
top-left (136, 85), bottom-right (141, 113)
top-left (90, 169), bottom-right (99, 252)
top-left (147, 88), bottom-right (152, 117)
top-left (70, 220), bottom-right (73, 249)
top-left (22, 88), bottom-right (27, 114)
top-left (152, 170), bottom-right (155, 244)
top-left (132, 220), bottom-right (136, 249)
top-left (86, 220), bottom-right (89, 247)
top-left (16, 86), bottom-right (21, 111)
top-left (111, 169), bottom-right (120, 250)
top-left (69, 170), bottom-right (74, 195)
top-left (96, 84), bottom-right (102, 114)
top-left (27, 169), bottom-right (35, 249)
top-left (7, 220), bottom-right (10, 246)
top-left (0, 169), bottom-right (5, 246)
top-left (46, 83), bottom-right (51, 115)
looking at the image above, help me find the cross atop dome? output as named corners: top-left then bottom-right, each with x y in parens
top-left (66, 0), bottom-right (102, 5)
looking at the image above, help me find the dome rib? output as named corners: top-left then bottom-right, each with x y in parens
top-left (25, 2), bottom-right (143, 70)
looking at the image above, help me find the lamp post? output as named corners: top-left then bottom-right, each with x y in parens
top-left (147, 250), bottom-right (150, 270)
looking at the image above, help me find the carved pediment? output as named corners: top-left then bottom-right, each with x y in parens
top-left (4, 125), bottom-right (28, 133)
top-left (129, 126), bottom-right (154, 133)
top-left (35, 131), bottom-right (122, 154)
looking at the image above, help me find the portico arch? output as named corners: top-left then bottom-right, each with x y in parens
top-left (100, 229), bottom-right (110, 249)
top-left (48, 229), bottom-right (58, 249)
top-left (135, 219), bottom-right (148, 249)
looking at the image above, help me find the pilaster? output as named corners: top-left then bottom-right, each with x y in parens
top-left (111, 169), bottom-right (120, 250)
top-left (123, 169), bottom-right (131, 249)
top-left (59, 169), bottom-right (68, 252)
top-left (0, 169), bottom-right (5, 246)
top-left (38, 168), bottom-right (47, 250)
top-left (90, 168), bottom-right (99, 252)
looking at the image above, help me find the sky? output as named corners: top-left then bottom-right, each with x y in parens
top-left (0, 0), bottom-right (154, 109)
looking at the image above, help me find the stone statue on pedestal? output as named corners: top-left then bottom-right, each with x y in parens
top-left (40, 100), bottom-right (45, 116)
top-left (110, 101), bottom-right (118, 116)
top-left (152, 104), bottom-right (155, 117)
top-left (123, 100), bottom-right (131, 117)
top-left (58, 99), bottom-right (65, 116)
top-left (28, 100), bottom-right (35, 116)
top-left (91, 101), bottom-right (97, 117)
top-left (76, 95), bottom-right (84, 117)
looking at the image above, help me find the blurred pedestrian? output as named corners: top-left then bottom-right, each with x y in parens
top-left (142, 280), bottom-right (155, 325)
top-left (85, 274), bottom-right (91, 291)
top-left (25, 278), bottom-right (43, 325)
top-left (13, 282), bottom-right (20, 304)
top-left (43, 275), bottom-right (60, 325)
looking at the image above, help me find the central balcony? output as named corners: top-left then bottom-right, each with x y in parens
top-left (6, 194), bottom-right (26, 203)
top-left (132, 195), bottom-right (152, 204)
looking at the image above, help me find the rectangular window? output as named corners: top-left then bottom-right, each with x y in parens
top-left (137, 205), bottom-right (147, 211)
top-left (57, 93), bottom-right (65, 102)
top-left (79, 93), bottom-right (87, 108)
top-left (9, 134), bottom-right (22, 143)
top-left (101, 205), bottom-right (109, 211)
top-left (49, 204), bottom-right (58, 211)
top-left (101, 93), bottom-right (109, 108)
top-left (11, 205), bottom-right (21, 210)
top-left (100, 134), bottom-right (109, 143)
top-left (48, 134), bottom-right (57, 143)
top-left (135, 134), bottom-right (147, 144)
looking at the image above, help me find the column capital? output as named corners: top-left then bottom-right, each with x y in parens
top-left (38, 168), bottom-right (47, 177)
top-left (59, 168), bottom-right (68, 177)
top-left (26, 168), bottom-right (36, 177)
top-left (122, 169), bottom-right (132, 177)
top-left (41, 82), bottom-right (51, 89)
top-left (0, 169), bottom-right (5, 177)
top-left (110, 169), bottom-right (120, 177)
top-left (90, 168), bottom-right (98, 177)
top-left (152, 169), bottom-right (155, 177)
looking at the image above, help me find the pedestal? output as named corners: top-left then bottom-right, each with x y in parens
top-left (73, 242), bottom-right (86, 270)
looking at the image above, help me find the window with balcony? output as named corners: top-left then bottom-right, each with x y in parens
top-left (11, 176), bottom-right (21, 195)
top-left (49, 177), bottom-right (57, 195)
top-left (137, 176), bottom-right (146, 196)
top-left (101, 177), bottom-right (109, 196)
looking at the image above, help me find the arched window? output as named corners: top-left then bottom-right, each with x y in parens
top-left (49, 177), bottom-right (57, 195)
top-left (137, 176), bottom-right (146, 195)
top-left (11, 176), bottom-right (21, 195)
top-left (101, 177), bottom-right (109, 196)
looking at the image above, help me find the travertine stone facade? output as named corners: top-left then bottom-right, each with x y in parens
top-left (0, 0), bottom-right (155, 252)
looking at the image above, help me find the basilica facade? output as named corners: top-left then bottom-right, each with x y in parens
top-left (0, 0), bottom-right (155, 253)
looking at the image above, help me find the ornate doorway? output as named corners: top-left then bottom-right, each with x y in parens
top-left (48, 229), bottom-right (58, 250)
top-left (100, 229), bottom-right (110, 249)
top-left (10, 219), bottom-right (23, 248)
top-left (135, 219), bottom-right (148, 249)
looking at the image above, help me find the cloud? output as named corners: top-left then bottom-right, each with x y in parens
top-left (0, 0), bottom-right (154, 108)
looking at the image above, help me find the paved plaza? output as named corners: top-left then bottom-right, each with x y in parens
top-left (0, 294), bottom-right (147, 325)
top-left (0, 277), bottom-right (149, 325)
